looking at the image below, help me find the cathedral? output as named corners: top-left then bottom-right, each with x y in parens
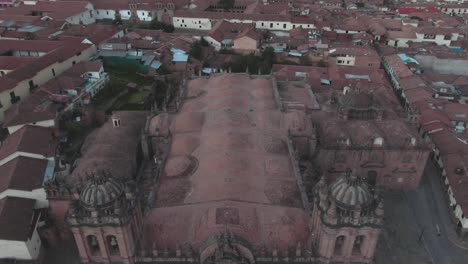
top-left (45, 73), bottom-right (412, 264)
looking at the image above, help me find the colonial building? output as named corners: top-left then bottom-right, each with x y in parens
top-left (54, 74), bottom-right (383, 264)
top-left (66, 173), bottom-right (142, 264)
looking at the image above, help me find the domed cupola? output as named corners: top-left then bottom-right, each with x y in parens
top-left (329, 169), bottom-right (373, 209)
top-left (79, 172), bottom-right (124, 210)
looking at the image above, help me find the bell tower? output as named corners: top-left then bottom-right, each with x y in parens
top-left (66, 172), bottom-right (143, 264)
top-left (311, 170), bottom-right (383, 263)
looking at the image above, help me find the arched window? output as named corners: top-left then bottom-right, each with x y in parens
top-left (352, 235), bottom-right (365, 255)
top-left (334, 235), bottom-right (346, 255)
top-left (87, 235), bottom-right (100, 255)
top-left (107, 235), bottom-right (120, 255)
top-left (367, 170), bottom-right (377, 186)
top-left (106, 236), bottom-right (120, 255)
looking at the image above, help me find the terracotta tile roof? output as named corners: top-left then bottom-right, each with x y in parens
top-left (0, 156), bottom-right (48, 193)
top-left (208, 20), bottom-right (256, 43)
top-left (61, 24), bottom-right (122, 45)
top-left (70, 111), bottom-right (147, 182)
top-left (0, 1), bottom-right (92, 21)
top-left (145, 74), bottom-right (310, 250)
top-left (442, 152), bottom-right (468, 213)
top-left (0, 56), bottom-right (37, 71)
top-left (443, 103), bottom-right (468, 123)
top-left (0, 40), bottom-right (92, 93)
top-left (383, 54), bottom-right (413, 79)
top-left (2, 90), bottom-right (57, 128)
top-left (0, 196), bottom-right (36, 241)
top-left (62, 61), bottom-right (103, 76)
top-left (0, 125), bottom-right (56, 161)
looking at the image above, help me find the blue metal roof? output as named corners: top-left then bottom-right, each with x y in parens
top-left (43, 159), bottom-right (55, 184)
top-left (150, 61), bottom-right (162, 69)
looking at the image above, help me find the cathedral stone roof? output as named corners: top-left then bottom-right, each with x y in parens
top-left (329, 171), bottom-right (373, 209)
top-left (146, 74), bottom-right (311, 251)
top-left (80, 174), bottom-right (124, 209)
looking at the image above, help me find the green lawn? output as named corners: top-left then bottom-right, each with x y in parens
top-left (126, 90), bottom-right (151, 104)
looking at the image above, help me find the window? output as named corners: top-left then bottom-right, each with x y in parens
top-left (0, 71), bottom-right (4, 76)
top-left (334, 236), bottom-right (346, 255)
top-left (283, 23), bottom-right (286, 29)
top-left (107, 236), bottom-right (119, 255)
top-left (113, 119), bottom-right (121, 127)
top-left (52, 68), bottom-right (56, 76)
top-left (96, 10), bottom-right (100, 15)
top-left (10, 92), bottom-right (19, 104)
top-left (106, 11), bottom-right (109, 15)
top-left (87, 235), bottom-right (100, 256)
top-left (367, 170), bottom-right (377, 186)
top-left (270, 23), bottom-right (273, 28)
top-left (352, 236), bottom-right (365, 255)
top-left (128, 11), bottom-right (131, 15)
top-left (423, 34), bottom-right (436, 40)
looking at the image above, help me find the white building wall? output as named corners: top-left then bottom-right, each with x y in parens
top-left (335, 55), bottom-right (356, 66)
top-left (414, 33), bottom-right (455, 46)
top-left (136, 10), bottom-right (153, 21)
top-left (0, 189), bottom-right (48, 208)
top-left (94, 9), bottom-right (116, 20)
top-left (386, 38), bottom-right (414, 48)
top-left (0, 218), bottom-right (41, 260)
top-left (173, 16), bottom-right (315, 31)
top-left (173, 17), bottom-right (212, 30)
top-left (119, 9), bottom-right (132, 20)
top-left (7, 119), bottom-right (55, 134)
top-left (0, 152), bottom-right (53, 166)
top-left (66, 10), bottom-right (96, 25)
top-left (203, 36), bottom-right (222, 50)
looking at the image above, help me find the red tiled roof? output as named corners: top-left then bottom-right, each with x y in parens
top-left (3, 90), bottom-right (57, 128)
top-left (442, 152), bottom-right (468, 213)
top-left (61, 24), bottom-right (123, 45)
top-left (0, 125), bottom-right (56, 161)
top-left (0, 156), bottom-right (48, 193)
top-left (0, 1), bottom-right (92, 21)
top-left (0, 196), bottom-right (36, 241)
top-left (0, 40), bottom-right (92, 93)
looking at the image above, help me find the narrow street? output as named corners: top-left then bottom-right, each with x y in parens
top-left (405, 161), bottom-right (468, 264)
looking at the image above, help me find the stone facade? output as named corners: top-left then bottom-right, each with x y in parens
top-left (311, 171), bottom-right (383, 264)
top-left (50, 74), bottom-right (387, 264)
top-left (65, 173), bottom-right (143, 264)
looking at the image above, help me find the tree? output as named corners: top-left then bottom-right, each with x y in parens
top-left (218, 0), bottom-right (235, 10)
top-left (149, 19), bottom-right (175, 33)
top-left (113, 14), bottom-right (122, 26)
top-left (190, 42), bottom-right (203, 60)
top-left (300, 55), bottom-right (313, 66)
top-left (317, 59), bottom-right (326, 67)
